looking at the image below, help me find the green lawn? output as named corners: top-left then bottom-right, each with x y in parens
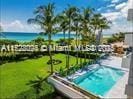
top-left (0, 53), bottom-right (80, 99)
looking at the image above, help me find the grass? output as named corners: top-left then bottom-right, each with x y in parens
top-left (0, 53), bottom-right (84, 99)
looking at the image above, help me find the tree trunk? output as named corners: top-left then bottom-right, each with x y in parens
top-left (64, 30), bottom-right (68, 68)
top-left (67, 18), bottom-right (71, 70)
top-left (36, 90), bottom-right (40, 99)
top-left (48, 34), bottom-right (53, 74)
top-left (84, 41), bottom-right (87, 63)
top-left (99, 29), bottom-right (103, 45)
top-left (76, 26), bottom-right (79, 65)
top-left (80, 35), bottom-right (83, 66)
top-left (84, 51), bottom-right (87, 62)
top-left (63, 30), bottom-right (66, 40)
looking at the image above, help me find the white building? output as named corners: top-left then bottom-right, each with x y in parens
top-left (124, 32), bottom-right (133, 98)
top-left (123, 0), bottom-right (133, 98)
top-left (127, 0), bottom-right (133, 21)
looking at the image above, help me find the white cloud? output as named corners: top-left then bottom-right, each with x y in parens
top-left (103, 19), bottom-right (133, 34)
top-left (120, 5), bottom-right (128, 17)
top-left (115, 2), bottom-right (127, 10)
top-left (102, 1), bottom-right (128, 21)
top-left (102, 1), bottom-right (132, 34)
top-left (8, 20), bottom-right (24, 29)
top-left (102, 12), bottom-right (121, 21)
top-left (97, 7), bottom-right (104, 11)
top-left (115, 2), bottom-right (128, 18)
top-left (1, 20), bottom-right (41, 33)
top-left (98, 4), bottom-right (116, 12)
top-left (112, 0), bottom-right (120, 3)
top-left (97, 8), bottom-right (101, 11)
top-left (107, 4), bottom-right (116, 8)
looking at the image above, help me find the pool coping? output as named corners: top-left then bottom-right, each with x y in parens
top-left (48, 74), bottom-right (101, 99)
top-left (68, 65), bottom-right (127, 97)
top-left (49, 56), bottom-right (129, 98)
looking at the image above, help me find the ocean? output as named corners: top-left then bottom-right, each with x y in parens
top-left (1, 32), bottom-right (76, 42)
top-left (0, 32), bottom-right (111, 42)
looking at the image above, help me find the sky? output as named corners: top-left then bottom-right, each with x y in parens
top-left (0, 0), bottom-right (133, 34)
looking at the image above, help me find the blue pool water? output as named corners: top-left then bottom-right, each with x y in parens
top-left (73, 66), bottom-right (125, 96)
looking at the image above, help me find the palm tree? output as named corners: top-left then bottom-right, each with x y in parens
top-left (57, 13), bottom-right (69, 68)
top-left (31, 37), bottom-right (45, 51)
top-left (64, 5), bottom-right (79, 69)
top-left (57, 14), bottom-right (69, 41)
top-left (90, 14), bottom-right (101, 34)
top-left (80, 8), bottom-right (93, 37)
top-left (27, 76), bottom-right (45, 99)
top-left (90, 14), bottom-right (110, 45)
top-left (112, 32), bottom-right (125, 42)
top-left (98, 18), bottom-right (111, 44)
top-left (28, 3), bottom-right (59, 74)
top-left (72, 14), bottom-right (81, 65)
top-left (80, 8), bottom-right (93, 62)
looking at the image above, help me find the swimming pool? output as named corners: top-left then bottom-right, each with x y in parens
top-left (72, 65), bottom-right (125, 96)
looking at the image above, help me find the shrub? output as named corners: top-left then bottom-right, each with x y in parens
top-left (59, 67), bottom-right (67, 77)
top-left (0, 52), bottom-right (49, 65)
top-left (0, 39), bottom-right (19, 45)
top-left (107, 32), bottom-right (125, 44)
top-left (64, 51), bottom-right (100, 59)
top-left (47, 59), bottom-right (62, 65)
top-left (107, 38), bottom-right (116, 43)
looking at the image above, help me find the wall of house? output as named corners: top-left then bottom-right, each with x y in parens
top-left (124, 33), bottom-right (133, 46)
top-left (122, 54), bottom-right (131, 68)
top-left (124, 0), bottom-right (133, 98)
top-left (127, 0), bottom-right (133, 21)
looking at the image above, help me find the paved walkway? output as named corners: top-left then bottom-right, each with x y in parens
top-left (100, 56), bottom-right (122, 68)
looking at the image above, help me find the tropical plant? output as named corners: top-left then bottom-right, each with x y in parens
top-left (57, 13), bottom-right (69, 41)
top-left (47, 59), bottom-right (62, 65)
top-left (80, 8), bottom-right (93, 62)
top-left (107, 32), bottom-right (125, 43)
top-left (31, 37), bottom-right (45, 51)
top-left (32, 37), bottom-right (45, 44)
top-left (80, 8), bottom-right (93, 39)
top-left (63, 5), bottom-right (79, 69)
top-left (56, 38), bottom-right (70, 46)
top-left (98, 18), bottom-right (111, 44)
top-left (28, 3), bottom-right (59, 73)
top-left (112, 32), bottom-right (125, 42)
top-left (27, 76), bottom-right (45, 99)
top-left (0, 39), bottom-right (19, 45)
top-left (90, 14), bottom-right (110, 45)
top-left (59, 67), bottom-right (67, 77)
top-left (56, 12), bottom-right (69, 68)
top-left (72, 11), bottom-right (81, 65)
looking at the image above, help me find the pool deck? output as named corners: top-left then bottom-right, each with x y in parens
top-left (66, 56), bottom-right (129, 98)
top-left (100, 56), bottom-right (122, 68)
top-left (100, 56), bottom-right (129, 98)
top-left (49, 56), bottom-right (129, 99)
